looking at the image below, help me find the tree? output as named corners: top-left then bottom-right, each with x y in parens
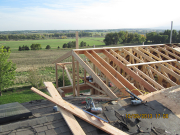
top-left (63, 43), bottom-right (67, 48)
top-left (30, 44), bottom-right (42, 50)
top-left (0, 46), bottom-right (16, 96)
top-left (80, 41), bottom-right (87, 47)
top-left (46, 45), bottom-right (51, 49)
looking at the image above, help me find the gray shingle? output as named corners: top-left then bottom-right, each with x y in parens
top-left (86, 125), bottom-right (96, 132)
top-left (46, 113), bottom-right (62, 122)
top-left (16, 129), bottom-right (34, 135)
top-left (34, 125), bottom-right (48, 132)
top-left (47, 122), bottom-right (64, 130)
top-left (37, 131), bottom-right (46, 135)
top-left (60, 126), bottom-right (70, 133)
top-left (45, 129), bottom-right (56, 135)
top-left (54, 127), bottom-right (62, 134)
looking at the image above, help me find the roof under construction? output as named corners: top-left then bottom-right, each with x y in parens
top-left (1, 43), bottom-right (180, 135)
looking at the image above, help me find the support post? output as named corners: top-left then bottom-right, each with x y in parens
top-left (76, 31), bottom-right (80, 96)
top-left (55, 63), bottom-right (58, 88)
top-left (63, 66), bottom-right (65, 87)
top-left (72, 56), bottom-right (76, 96)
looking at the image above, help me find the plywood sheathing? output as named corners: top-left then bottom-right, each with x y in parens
top-left (139, 85), bottom-right (180, 118)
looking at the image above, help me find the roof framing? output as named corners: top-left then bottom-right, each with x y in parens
top-left (53, 43), bottom-right (180, 99)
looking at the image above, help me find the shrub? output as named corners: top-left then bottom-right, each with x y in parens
top-left (28, 67), bottom-right (43, 88)
top-left (46, 45), bottom-right (51, 49)
top-left (19, 45), bottom-right (29, 51)
top-left (57, 74), bottom-right (70, 87)
top-left (30, 44), bottom-right (42, 50)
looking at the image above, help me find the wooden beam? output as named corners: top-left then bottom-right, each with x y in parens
top-left (86, 83), bottom-right (106, 95)
top-left (55, 63), bottom-right (58, 88)
top-left (31, 87), bottom-right (128, 135)
top-left (105, 49), bottom-right (159, 92)
top-left (84, 51), bottom-right (130, 96)
top-left (76, 31), bottom-right (79, 49)
top-left (72, 51), bottom-right (118, 99)
top-left (58, 83), bottom-right (92, 94)
top-left (72, 56), bottom-right (76, 96)
top-left (64, 65), bottom-right (77, 96)
top-left (44, 82), bottom-right (86, 135)
top-left (133, 48), bottom-right (180, 80)
top-left (123, 48), bottom-right (177, 87)
top-left (52, 51), bottom-right (72, 63)
top-left (63, 66), bottom-right (65, 87)
top-left (77, 61), bottom-right (80, 96)
top-left (89, 50), bottom-right (141, 95)
top-left (126, 59), bottom-right (177, 67)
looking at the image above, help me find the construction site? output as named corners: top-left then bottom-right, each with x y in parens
top-left (0, 32), bottom-right (180, 135)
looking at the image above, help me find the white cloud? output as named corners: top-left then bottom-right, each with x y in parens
top-left (0, 0), bottom-right (180, 30)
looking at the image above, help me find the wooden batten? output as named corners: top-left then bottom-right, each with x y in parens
top-left (31, 86), bottom-right (128, 135)
top-left (44, 82), bottom-right (85, 135)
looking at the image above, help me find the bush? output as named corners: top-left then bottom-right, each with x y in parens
top-left (3, 46), bottom-right (10, 52)
top-left (19, 45), bottom-right (29, 51)
top-left (57, 74), bottom-right (71, 87)
top-left (30, 44), bottom-right (42, 50)
top-left (28, 67), bottom-right (43, 88)
top-left (46, 45), bottom-right (51, 49)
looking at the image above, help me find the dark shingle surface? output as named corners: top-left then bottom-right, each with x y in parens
top-left (0, 100), bottom-right (108, 135)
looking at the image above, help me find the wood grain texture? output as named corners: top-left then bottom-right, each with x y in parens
top-left (31, 86), bottom-right (128, 135)
top-left (44, 82), bottom-right (85, 135)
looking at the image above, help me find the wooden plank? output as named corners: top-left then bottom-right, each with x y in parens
top-left (90, 50), bottom-right (141, 95)
top-left (64, 65), bottom-right (77, 96)
top-left (105, 49), bottom-right (159, 92)
top-left (84, 51), bottom-right (130, 96)
top-left (133, 48), bottom-right (180, 80)
top-left (126, 59), bottom-right (177, 67)
top-left (72, 51), bottom-right (118, 99)
top-left (52, 51), bottom-right (72, 63)
top-left (63, 66), bottom-right (65, 87)
top-left (55, 64), bottom-right (58, 88)
top-left (58, 84), bottom-right (92, 94)
top-left (86, 83), bottom-right (106, 95)
top-left (72, 56), bottom-right (76, 96)
top-left (123, 48), bottom-right (177, 87)
top-left (77, 61), bottom-right (80, 96)
top-left (31, 87), bottom-right (128, 135)
top-left (76, 31), bottom-right (79, 49)
top-left (44, 82), bottom-right (86, 135)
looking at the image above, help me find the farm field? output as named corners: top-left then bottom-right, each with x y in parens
top-left (0, 37), bottom-right (105, 51)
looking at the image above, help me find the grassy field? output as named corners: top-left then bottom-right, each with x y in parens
top-left (0, 37), bottom-right (105, 51)
top-left (0, 87), bottom-right (49, 105)
top-left (0, 37), bottom-right (125, 104)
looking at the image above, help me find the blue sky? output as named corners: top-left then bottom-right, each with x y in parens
top-left (0, 0), bottom-right (180, 31)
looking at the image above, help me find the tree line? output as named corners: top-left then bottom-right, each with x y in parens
top-left (103, 31), bottom-right (146, 45)
top-left (0, 31), bottom-right (93, 40)
top-left (146, 30), bottom-right (180, 44)
top-left (62, 41), bottom-right (88, 48)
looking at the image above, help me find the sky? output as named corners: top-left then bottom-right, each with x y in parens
top-left (0, 0), bottom-right (180, 31)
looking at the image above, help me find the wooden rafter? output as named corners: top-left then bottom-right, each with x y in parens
top-left (104, 49), bottom-right (159, 92)
top-left (72, 51), bottom-right (118, 99)
top-left (84, 50), bottom-right (130, 96)
top-left (89, 50), bottom-right (139, 95)
top-left (52, 51), bottom-right (72, 63)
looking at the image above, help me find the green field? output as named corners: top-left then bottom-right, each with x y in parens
top-left (0, 37), bottom-right (105, 51)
